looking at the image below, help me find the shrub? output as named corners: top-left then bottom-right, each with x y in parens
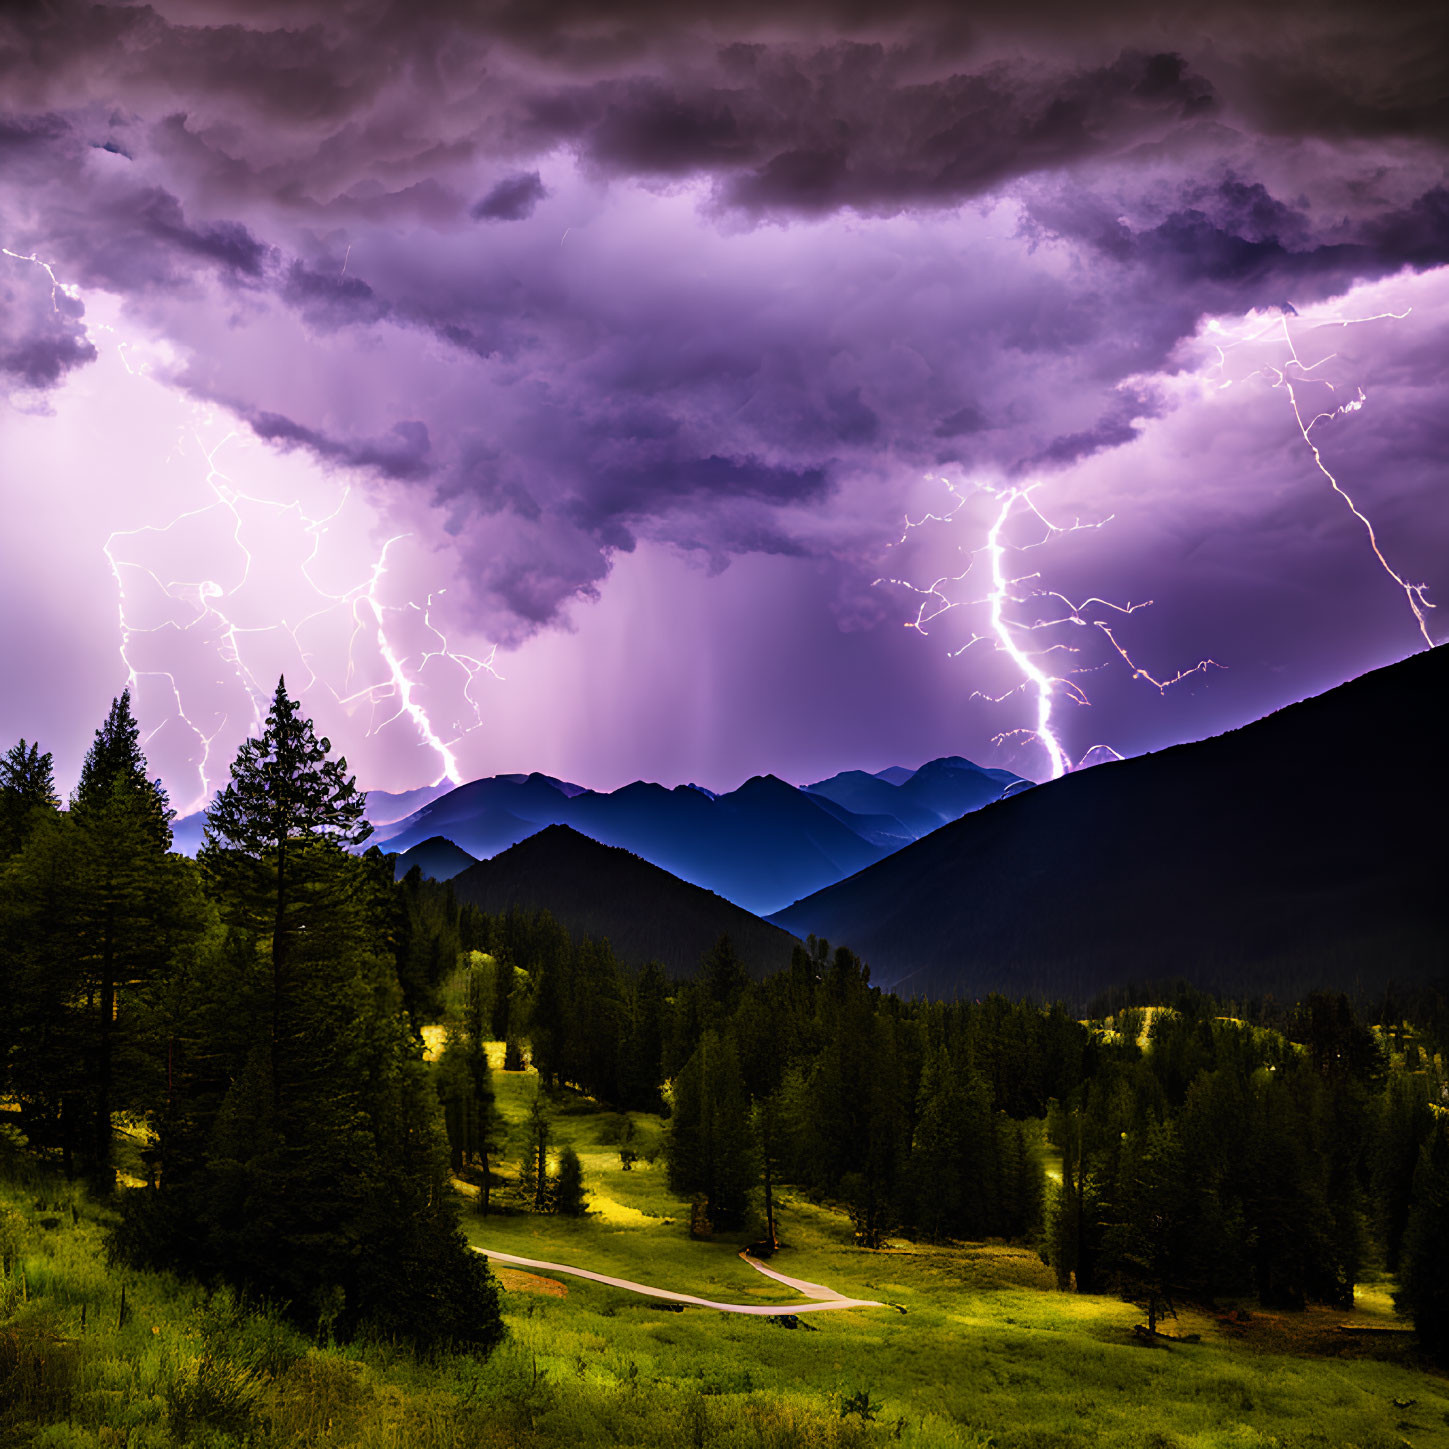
top-left (0, 1308), bottom-right (79, 1425)
top-left (165, 1351), bottom-right (263, 1441)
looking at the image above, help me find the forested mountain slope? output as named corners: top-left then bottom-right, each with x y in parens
top-left (772, 647), bottom-right (1448, 1002)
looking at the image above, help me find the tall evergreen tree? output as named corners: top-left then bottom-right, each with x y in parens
top-left (1397, 1115), bottom-right (1449, 1364)
top-left (0, 738), bottom-right (62, 1107)
top-left (1103, 1119), bottom-right (1193, 1335)
top-left (70, 696), bottom-right (179, 1189)
top-left (619, 962), bottom-right (669, 1112)
top-left (435, 985), bottom-right (505, 1214)
top-left (121, 684), bottom-right (500, 1350)
top-left (522, 1088), bottom-right (552, 1210)
top-left (1373, 1068), bottom-right (1436, 1271)
top-left (667, 1030), bottom-right (756, 1232)
top-left (0, 738), bottom-right (60, 859)
top-left (7, 695), bottom-right (182, 1188)
top-left (701, 936), bottom-right (749, 1020)
top-left (201, 676), bottom-right (370, 1118)
top-left (555, 1145), bottom-right (587, 1217)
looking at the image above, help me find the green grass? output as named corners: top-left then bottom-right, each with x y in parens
top-left (2, 1060), bottom-right (1448, 1448)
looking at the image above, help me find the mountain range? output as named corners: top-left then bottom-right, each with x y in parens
top-left (376, 756), bottom-right (1027, 916)
top-left (166, 650), bottom-right (1445, 1004)
top-left (770, 646), bottom-right (1447, 1002)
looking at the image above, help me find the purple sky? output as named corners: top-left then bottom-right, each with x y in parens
top-left (2, 0), bottom-right (1446, 812)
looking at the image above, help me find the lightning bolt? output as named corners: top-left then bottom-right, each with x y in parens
top-left (1206, 305), bottom-right (1434, 647)
top-left (2, 246), bottom-right (80, 311)
top-left (881, 297), bottom-right (1431, 782)
top-left (336, 541), bottom-right (500, 785)
top-left (878, 479), bottom-right (1216, 781)
top-left (5, 243), bottom-right (501, 812)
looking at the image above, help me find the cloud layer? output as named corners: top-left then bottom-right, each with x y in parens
top-left (1, 0), bottom-right (1445, 794)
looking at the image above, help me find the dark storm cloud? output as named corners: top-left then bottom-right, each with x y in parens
top-left (472, 172), bottom-right (548, 221)
top-left (0, 111), bottom-right (69, 153)
top-left (0, 251), bottom-right (97, 391)
top-left (1027, 178), bottom-right (1449, 315)
top-left (575, 454), bottom-right (831, 530)
top-left (1028, 387), bottom-right (1161, 473)
top-left (281, 260), bottom-right (391, 329)
top-left (0, 320), bottom-right (97, 389)
top-left (122, 184), bottom-right (269, 276)
top-left (247, 412), bottom-right (434, 482)
top-left (499, 46), bottom-right (1218, 218)
top-left (2, 0), bottom-right (1446, 652)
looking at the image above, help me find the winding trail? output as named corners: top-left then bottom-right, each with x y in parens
top-left (474, 1246), bottom-right (884, 1316)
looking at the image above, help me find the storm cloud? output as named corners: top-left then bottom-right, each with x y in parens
top-left (1, 0), bottom-right (1445, 798)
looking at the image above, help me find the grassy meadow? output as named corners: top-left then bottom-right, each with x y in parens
top-left (2, 1048), bottom-right (1447, 1448)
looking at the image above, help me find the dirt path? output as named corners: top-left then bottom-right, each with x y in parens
top-left (474, 1246), bottom-right (884, 1316)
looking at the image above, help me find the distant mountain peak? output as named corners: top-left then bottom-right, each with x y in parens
top-left (393, 835), bottom-right (478, 882)
top-left (872, 766), bottom-right (915, 785)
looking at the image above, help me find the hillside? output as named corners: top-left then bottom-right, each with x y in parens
top-left (772, 646), bottom-right (1449, 1002)
top-left (449, 824), bottom-right (800, 976)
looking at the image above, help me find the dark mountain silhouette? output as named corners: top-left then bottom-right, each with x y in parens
top-left (771, 647), bottom-right (1448, 1004)
top-left (493, 772), bottom-right (587, 798)
top-left (393, 835), bottom-right (478, 882)
top-left (449, 824), bottom-right (800, 977)
top-left (365, 780), bottom-right (454, 826)
top-left (805, 755), bottom-right (1027, 836)
top-left (374, 757), bottom-right (1024, 910)
top-left (872, 766), bottom-right (916, 786)
top-left (170, 808), bottom-right (209, 856)
top-left (373, 770), bottom-right (880, 912)
top-left (803, 769), bottom-right (942, 836)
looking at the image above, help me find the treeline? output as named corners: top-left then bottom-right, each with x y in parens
top-left (395, 879), bottom-right (1078, 1247)
top-left (0, 684), bottom-right (501, 1351)
top-left (402, 874), bottom-right (1449, 1357)
top-left (1049, 999), bottom-right (1449, 1340)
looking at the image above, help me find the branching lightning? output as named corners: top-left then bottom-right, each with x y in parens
top-left (102, 430), bottom-right (502, 808)
top-left (878, 477), bottom-right (1216, 780)
top-left (4, 244), bottom-right (501, 812)
top-left (881, 298), bottom-right (1430, 781)
top-left (1205, 305), bottom-right (1434, 647)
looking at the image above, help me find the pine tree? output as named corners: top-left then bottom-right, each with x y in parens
top-left (4, 696), bottom-right (184, 1189)
top-left (201, 676), bottom-right (370, 1119)
top-left (1374, 1068), bottom-right (1436, 1271)
top-left (69, 695), bottom-right (180, 1189)
top-left (435, 1000), bottom-right (504, 1214)
top-left (119, 684), bottom-right (500, 1351)
top-left (1103, 1118), bottom-right (1192, 1335)
top-left (523, 1088), bottom-right (552, 1210)
top-left (619, 962), bottom-right (669, 1112)
top-left (2, 812), bottom-right (89, 1170)
top-left (0, 738), bottom-right (60, 858)
top-left (554, 1145), bottom-right (587, 1216)
top-left (701, 936), bottom-right (749, 1020)
top-left (666, 1030), bottom-right (756, 1231)
top-left (0, 739), bottom-right (63, 1110)
top-left (1396, 1115), bottom-right (1449, 1364)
